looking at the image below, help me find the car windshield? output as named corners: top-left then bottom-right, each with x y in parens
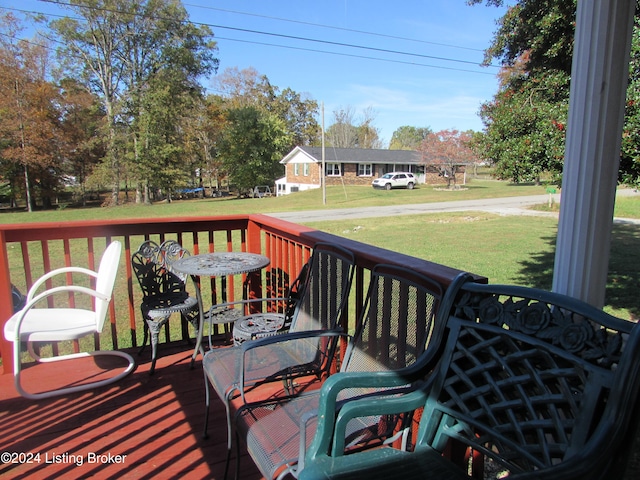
top-left (381, 174), bottom-right (393, 179)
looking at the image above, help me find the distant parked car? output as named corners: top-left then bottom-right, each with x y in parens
top-left (372, 172), bottom-right (416, 190)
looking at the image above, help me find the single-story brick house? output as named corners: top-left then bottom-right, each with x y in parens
top-left (275, 146), bottom-right (465, 196)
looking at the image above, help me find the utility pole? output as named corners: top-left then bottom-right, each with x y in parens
top-left (322, 102), bottom-right (326, 205)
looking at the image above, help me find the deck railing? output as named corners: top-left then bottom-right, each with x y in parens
top-left (0, 213), bottom-right (469, 375)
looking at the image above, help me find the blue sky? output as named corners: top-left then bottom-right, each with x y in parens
top-left (7, 0), bottom-right (510, 146)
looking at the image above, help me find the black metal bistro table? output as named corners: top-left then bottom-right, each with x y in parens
top-left (171, 252), bottom-right (270, 365)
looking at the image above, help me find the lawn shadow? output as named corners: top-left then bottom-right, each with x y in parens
top-left (516, 223), bottom-right (640, 320)
top-left (607, 224), bottom-right (640, 320)
top-left (515, 234), bottom-right (556, 291)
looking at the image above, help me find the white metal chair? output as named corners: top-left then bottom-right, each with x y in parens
top-left (3, 241), bottom-right (135, 399)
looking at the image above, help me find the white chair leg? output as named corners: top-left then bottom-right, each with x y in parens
top-left (14, 349), bottom-right (136, 400)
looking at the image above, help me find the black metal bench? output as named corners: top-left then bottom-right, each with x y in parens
top-left (300, 280), bottom-right (640, 480)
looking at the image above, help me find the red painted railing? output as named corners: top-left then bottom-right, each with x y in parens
top-left (0, 214), bottom-right (468, 374)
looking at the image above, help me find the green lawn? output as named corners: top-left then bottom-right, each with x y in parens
top-left (304, 211), bottom-right (640, 321)
top-left (0, 180), bottom-right (554, 224)
top-left (3, 180), bottom-right (639, 322)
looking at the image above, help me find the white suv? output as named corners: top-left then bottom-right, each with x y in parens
top-left (372, 172), bottom-right (416, 190)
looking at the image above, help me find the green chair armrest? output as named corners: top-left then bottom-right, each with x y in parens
top-left (305, 371), bottom-right (428, 465)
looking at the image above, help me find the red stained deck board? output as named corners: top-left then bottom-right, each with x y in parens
top-left (0, 343), bottom-right (264, 479)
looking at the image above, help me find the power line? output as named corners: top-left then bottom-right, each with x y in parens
top-left (0, 26), bottom-right (494, 78)
top-left (215, 36), bottom-right (495, 76)
top-left (32, 0), bottom-right (499, 69)
top-left (1, 3), bottom-right (497, 78)
top-left (182, 3), bottom-right (487, 53)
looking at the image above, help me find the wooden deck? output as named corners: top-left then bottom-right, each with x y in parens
top-left (0, 342), bottom-right (264, 480)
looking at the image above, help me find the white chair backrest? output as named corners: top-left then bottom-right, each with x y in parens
top-left (95, 241), bottom-right (122, 330)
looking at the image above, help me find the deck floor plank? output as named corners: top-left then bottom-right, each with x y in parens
top-left (0, 343), bottom-right (264, 479)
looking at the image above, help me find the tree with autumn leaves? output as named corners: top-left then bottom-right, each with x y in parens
top-left (418, 130), bottom-right (476, 188)
top-left (0, 13), bottom-right (104, 211)
top-left (0, 23), bottom-right (58, 212)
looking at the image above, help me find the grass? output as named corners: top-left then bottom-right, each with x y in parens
top-left (612, 194), bottom-right (640, 218)
top-left (0, 180), bottom-right (554, 224)
top-left (3, 179), bottom-right (639, 326)
top-left (306, 213), bottom-right (558, 285)
top-left (304, 211), bottom-right (640, 321)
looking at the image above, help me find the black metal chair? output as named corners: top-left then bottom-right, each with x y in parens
top-left (132, 240), bottom-right (200, 375)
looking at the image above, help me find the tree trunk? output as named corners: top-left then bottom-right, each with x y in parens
top-left (23, 164), bottom-right (33, 212)
top-left (136, 182), bottom-right (143, 204)
top-left (105, 106), bottom-right (119, 206)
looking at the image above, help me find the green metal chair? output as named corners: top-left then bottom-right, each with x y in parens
top-left (300, 281), bottom-right (640, 480)
top-left (234, 265), bottom-right (459, 480)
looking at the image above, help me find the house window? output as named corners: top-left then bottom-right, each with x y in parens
top-left (326, 163), bottom-right (341, 176)
top-left (294, 164), bottom-right (299, 176)
top-left (303, 163), bottom-right (310, 176)
top-left (358, 163), bottom-right (372, 176)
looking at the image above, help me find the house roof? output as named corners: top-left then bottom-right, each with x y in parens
top-left (280, 146), bottom-right (422, 165)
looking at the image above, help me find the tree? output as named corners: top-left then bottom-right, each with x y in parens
top-left (212, 67), bottom-right (276, 109)
top-left (212, 67), bottom-right (319, 188)
top-left (621, 13), bottom-right (640, 188)
top-left (326, 106), bottom-right (382, 148)
top-left (217, 106), bottom-right (291, 193)
top-left (389, 126), bottom-right (432, 150)
top-left (326, 106), bottom-right (358, 148)
top-left (182, 95), bottom-right (228, 195)
top-left (272, 87), bottom-right (320, 149)
top-left (474, 70), bottom-right (568, 184)
top-left (471, 0), bottom-right (575, 74)
top-left (418, 129), bottom-right (475, 188)
top-left (471, 0), bottom-right (640, 187)
top-left (131, 69), bottom-right (202, 203)
top-left (468, 0), bottom-right (575, 184)
top-left (213, 67), bottom-right (320, 150)
top-left (50, 0), bottom-right (126, 205)
top-left (0, 13), bottom-right (62, 211)
top-left (120, 0), bottom-right (217, 204)
top-left (57, 78), bottom-right (105, 206)
top-left (50, 0), bottom-right (217, 205)
top-left (356, 106), bottom-right (384, 149)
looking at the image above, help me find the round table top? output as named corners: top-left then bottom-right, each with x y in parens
top-left (171, 252), bottom-right (270, 277)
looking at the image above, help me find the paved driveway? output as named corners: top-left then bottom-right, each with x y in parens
top-left (268, 191), bottom-right (640, 224)
top-left (268, 194), bottom-right (560, 223)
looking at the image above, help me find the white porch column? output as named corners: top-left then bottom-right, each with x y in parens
top-left (552, 0), bottom-right (635, 307)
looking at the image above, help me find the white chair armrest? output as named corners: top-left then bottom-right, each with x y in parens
top-left (27, 266), bottom-right (98, 302)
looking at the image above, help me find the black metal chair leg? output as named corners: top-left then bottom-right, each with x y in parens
top-left (138, 313), bottom-right (149, 355)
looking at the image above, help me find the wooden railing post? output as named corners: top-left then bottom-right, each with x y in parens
top-left (0, 231), bottom-right (15, 374)
top-left (246, 218), bottom-right (265, 306)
